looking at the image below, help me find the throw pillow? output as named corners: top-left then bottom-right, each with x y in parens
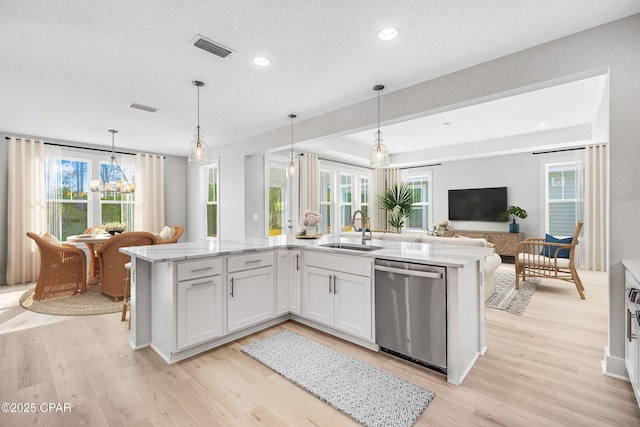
top-left (158, 226), bottom-right (176, 241)
top-left (41, 232), bottom-right (62, 246)
top-left (541, 234), bottom-right (572, 258)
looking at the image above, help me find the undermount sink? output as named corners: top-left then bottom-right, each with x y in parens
top-left (319, 243), bottom-right (383, 251)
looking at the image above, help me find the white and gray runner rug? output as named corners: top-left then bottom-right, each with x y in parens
top-left (241, 330), bottom-right (435, 427)
top-left (485, 272), bottom-right (539, 316)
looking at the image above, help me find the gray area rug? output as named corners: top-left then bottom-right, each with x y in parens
top-left (241, 330), bottom-right (435, 427)
top-left (485, 272), bottom-right (539, 316)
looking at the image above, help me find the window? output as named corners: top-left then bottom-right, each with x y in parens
top-left (268, 162), bottom-right (287, 236)
top-left (339, 173), bottom-right (354, 232)
top-left (206, 165), bottom-right (219, 238)
top-left (318, 161), bottom-right (371, 234)
top-left (360, 177), bottom-right (369, 219)
top-left (319, 170), bottom-right (334, 235)
top-left (545, 162), bottom-right (579, 236)
top-left (99, 161), bottom-right (135, 226)
top-left (403, 170), bottom-right (432, 231)
top-left (46, 158), bottom-right (90, 240)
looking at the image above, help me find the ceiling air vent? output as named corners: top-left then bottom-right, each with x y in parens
top-left (190, 34), bottom-right (234, 58)
top-left (129, 102), bottom-right (157, 113)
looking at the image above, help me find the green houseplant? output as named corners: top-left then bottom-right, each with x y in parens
top-left (499, 205), bottom-right (527, 233)
top-left (376, 182), bottom-right (414, 233)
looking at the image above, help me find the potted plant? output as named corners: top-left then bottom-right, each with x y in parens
top-left (376, 182), bottom-right (414, 233)
top-left (499, 206), bottom-right (527, 233)
top-left (102, 221), bottom-right (127, 235)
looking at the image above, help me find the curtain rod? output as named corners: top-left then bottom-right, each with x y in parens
top-left (301, 153), bottom-right (375, 170)
top-left (4, 136), bottom-right (165, 158)
top-left (532, 147), bottom-right (585, 155)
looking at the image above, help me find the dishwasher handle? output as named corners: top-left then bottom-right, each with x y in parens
top-left (374, 264), bottom-right (443, 279)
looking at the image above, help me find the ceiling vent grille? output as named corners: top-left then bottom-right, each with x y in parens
top-left (191, 34), bottom-right (234, 58)
top-left (129, 102), bottom-right (157, 113)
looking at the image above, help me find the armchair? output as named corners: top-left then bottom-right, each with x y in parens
top-left (515, 221), bottom-right (584, 299)
top-left (26, 232), bottom-right (87, 300)
top-left (155, 225), bottom-right (184, 244)
top-left (97, 231), bottom-right (156, 300)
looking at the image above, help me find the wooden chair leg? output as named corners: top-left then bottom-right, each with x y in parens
top-left (571, 267), bottom-right (586, 299)
top-left (122, 264), bottom-right (132, 328)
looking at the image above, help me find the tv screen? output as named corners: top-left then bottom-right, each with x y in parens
top-left (448, 187), bottom-right (508, 222)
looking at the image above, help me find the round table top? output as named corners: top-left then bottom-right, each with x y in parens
top-left (66, 234), bottom-right (112, 244)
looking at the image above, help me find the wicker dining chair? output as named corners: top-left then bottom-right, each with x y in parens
top-left (26, 232), bottom-right (87, 300)
top-left (97, 231), bottom-right (156, 300)
top-left (155, 225), bottom-right (184, 244)
top-left (515, 221), bottom-right (585, 299)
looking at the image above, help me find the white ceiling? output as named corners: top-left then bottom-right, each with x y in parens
top-left (1, 1), bottom-right (638, 158)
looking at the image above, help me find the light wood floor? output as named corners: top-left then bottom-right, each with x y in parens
top-left (1, 266), bottom-right (639, 426)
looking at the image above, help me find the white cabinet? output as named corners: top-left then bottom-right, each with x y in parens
top-left (624, 262), bottom-right (640, 406)
top-left (175, 258), bottom-right (223, 350)
top-left (276, 249), bottom-right (303, 316)
top-left (227, 252), bottom-right (275, 332)
top-left (303, 252), bottom-right (372, 340)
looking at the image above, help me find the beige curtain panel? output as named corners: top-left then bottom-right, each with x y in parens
top-left (134, 153), bottom-right (165, 233)
top-left (583, 144), bottom-right (607, 271)
top-left (299, 154), bottom-right (319, 214)
top-left (7, 137), bottom-right (47, 284)
top-left (373, 168), bottom-right (400, 231)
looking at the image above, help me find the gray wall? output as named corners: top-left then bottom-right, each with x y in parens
top-left (0, 131), bottom-right (187, 284)
top-left (244, 154), bottom-right (266, 238)
top-left (192, 14), bottom-right (640, 378)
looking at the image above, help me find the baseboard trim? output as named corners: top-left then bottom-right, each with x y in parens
top-left (602, 346), bottom-right (629, 380)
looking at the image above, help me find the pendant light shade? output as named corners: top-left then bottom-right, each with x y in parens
top-left (90, 129), bottom-right (135, 194)
top-left (188, 80), bottom-right (209, 163)
top-left (287, 114), bottom-right (297, 176)
top-left (370, 84), bottom-right (390, 167)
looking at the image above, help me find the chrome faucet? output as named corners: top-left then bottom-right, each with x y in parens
top-left (352, 210), bottom-right (372, 244)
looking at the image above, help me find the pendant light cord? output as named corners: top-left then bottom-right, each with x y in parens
top-left (196, 84), bottom-right (201, 143)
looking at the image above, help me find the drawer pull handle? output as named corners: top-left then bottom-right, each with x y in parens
top-left (191, 280), bottom-right (213, 287)
top-left (230, 277), bottom-right (234, 297)
top-left (329, 274), bottom-right (333, 294)
top-left (245, 259), bottom-right (261, 264)
top-left (333, 275), bottom-right (337, 294)
top-left (296, 254), bottom-right (300, 271)
top-left (191, 267), bottom-right (214, 272)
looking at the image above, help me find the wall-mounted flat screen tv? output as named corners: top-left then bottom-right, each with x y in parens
top-left (448, 187), bottom-right (508, 222)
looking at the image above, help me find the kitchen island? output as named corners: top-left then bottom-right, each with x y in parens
top-left (121, 235), bottom-right (492, 385)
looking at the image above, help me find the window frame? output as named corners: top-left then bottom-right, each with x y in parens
top-left (543, 160), bottom-right (580, 237)
top-left (401, 168), bottom-right (433, 232)
top-left (204, 163), bottom-right (219, 239)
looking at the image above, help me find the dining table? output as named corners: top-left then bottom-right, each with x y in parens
top-left (67, 233), bottom-right (112, 284)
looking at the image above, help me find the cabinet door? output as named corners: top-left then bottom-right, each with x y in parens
top-left (303, 266), bottom-right (334, 326)
top-left (228, 266), bottom-right (275, 332)
top-left (290, 250), bottom-right (303, 315)
top-left (333, 272), bottom-right (372, 340)
top-left (176, 276), bottom-right (223, 350)
top-left (275, 250), bottom-right (291, 316)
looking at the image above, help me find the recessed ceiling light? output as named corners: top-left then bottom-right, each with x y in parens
top-left (538, 122), bottom-right (549, 128)
top-left (377, 27), bottom-right (400, 41)
top-left (253, 56), bottom-right (271, 67)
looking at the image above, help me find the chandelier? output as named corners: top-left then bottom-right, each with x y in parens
top-left (188, 80), bottom-right (209, 163)
top-left (90, 129), bottom-right (135, 194)
top-left (370, 84), bottom-right (389, 167)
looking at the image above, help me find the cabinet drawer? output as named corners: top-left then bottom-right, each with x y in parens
top-left (177, 258), bottom-right (223, 281)
top-left (228, 251), bottom-right (274, 272)
top-left (305, 251), bottom-right (372, 277)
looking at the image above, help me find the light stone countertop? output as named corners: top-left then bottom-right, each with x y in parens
top-left (120, 234), bottom-right (493, 268)
top-left (623, 259), bottom-right (640, 285)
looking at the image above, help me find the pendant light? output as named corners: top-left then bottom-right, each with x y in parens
top-left (370, 84), bottom-right (389, 167)
top-left (90, 129), bottom-right (135, 194)
top-left (287, 114), bottom-right (297, 176)
top-left (188, 80), bottom-right (209, 163)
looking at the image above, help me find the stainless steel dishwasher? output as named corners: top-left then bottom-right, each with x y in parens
top-left (374, 259), bottom-right (447, 373)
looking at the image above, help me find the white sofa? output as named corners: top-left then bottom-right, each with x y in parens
top-left (339, 231), bottom-right (502, 301)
